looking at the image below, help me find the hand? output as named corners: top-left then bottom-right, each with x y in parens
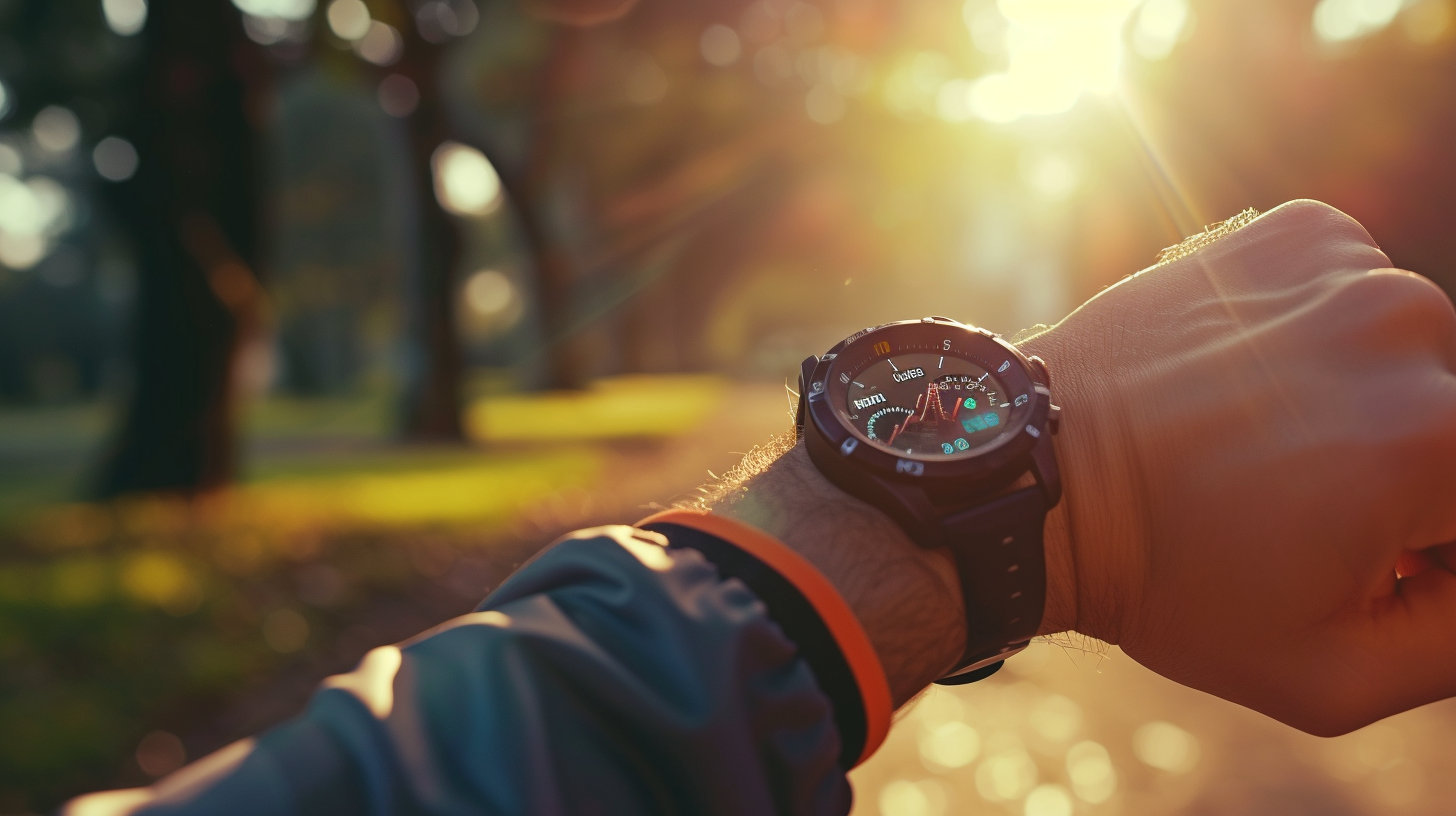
top-left (1021, 199), bottom-right (1456, 735)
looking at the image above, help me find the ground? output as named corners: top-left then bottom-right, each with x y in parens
top-left (1, 378), bottom-right (1452, 815)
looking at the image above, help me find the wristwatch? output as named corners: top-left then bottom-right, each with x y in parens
top-left (794, 317), bottom-right (1061, 684)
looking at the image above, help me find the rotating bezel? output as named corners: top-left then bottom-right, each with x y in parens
top-left (803, 319), bottom-right (1050, 485)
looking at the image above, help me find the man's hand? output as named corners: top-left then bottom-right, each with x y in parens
top-left (1021, 199), bottom-right (1456, 736)
top-left (717, 200), bottom-right (1456, 733)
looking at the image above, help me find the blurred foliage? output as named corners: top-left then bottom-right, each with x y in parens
top-left (0, 371), bottom-right (743, 810)
top-left (0, 444), bottom-right (603, 811)
top-left (466, 373), bottom-right (725, 442)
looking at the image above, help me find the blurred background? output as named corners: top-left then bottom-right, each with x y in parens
top-left (1, 0), bottom-right (1455, 812)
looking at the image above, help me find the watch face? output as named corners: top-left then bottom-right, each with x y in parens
top-left (822, 324), bottom-right (1034, 462)
top-left (846, 353), bottom-right (1011, 458)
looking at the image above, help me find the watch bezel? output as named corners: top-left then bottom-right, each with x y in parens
top-left (803, 319), bottom-right (1050, 485)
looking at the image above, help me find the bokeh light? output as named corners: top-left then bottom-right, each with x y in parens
top-left (1027, 693), bottom-right (1082, 741)
top-left (134, 731), bottom-right (185, 778)
top-left (231, 0), bottom-right (315, 21)
top-left (378, 74), bottom-right (420, 117)
top-left (1065, 740), bottom-right (1116, 803)
top-left (878, 778), bottom-right (947, 816)
top-left (700, 24), bottom-right (742, 67)
top-left (0, 142), bottom-right (20, 175)
top-left (32, 106), bottom-right (81, 154)
top-left (623, 54), bottom-right (668, 105)
top-left (805, 84), bottom-right (846, 124)
top-left (1132, 720), bottom-right (1199, 773)
top-left (0, 232), bottom-right (44, 269)
top-left (1402, 0), bottom-right (1453, 43)
top-left (1313, 0), bottom-right (1403, 43)
top-left (975, 747), bottom-right (1038, 801)
top-left (241, 14), bottom-right (309, 44)
top-left (326, 0), bottom-right (371, 42)
top-left (431, 141), bottom-right (502, 217)
top-left (1022, 784), bottom-right (1073, 816)
top-left (1131, 0), bottom-right (1193, 59)
top-left (0, 173), bottom-right (71, 270)
top-left (101, 0), bottom-right (149, 37)
top-left (355, 21), bottom-right (403, 66)
top-left (413, 0), bottom-right (478, 43)
top-left (917, 720), bottom-right (981, 770)
top-left (93, 137), bottom-right (140, 182)
top-left (464, 269), bottom-right (514, 317)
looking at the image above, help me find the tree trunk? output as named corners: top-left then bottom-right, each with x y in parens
top-left (395, 21), bottom-right (466, 440)
top-left (93, 0), bottom-right (265, 497)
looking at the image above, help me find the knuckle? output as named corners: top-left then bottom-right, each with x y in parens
top-left (1263, 198), bottom-right (1362, 233)
top-left (1334, 270), bottom-right (1456, 333)
top-left (1219, 200), bottom-right (1390, 287)
top-left (1262, 199), bottom-right (1369, 240)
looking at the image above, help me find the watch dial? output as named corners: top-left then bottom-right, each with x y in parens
top-left (843, 353), bottom-right (1012, 458)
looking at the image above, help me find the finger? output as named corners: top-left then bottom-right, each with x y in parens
top-left (1364, 268), bottom-right (1456, 374)
top-left (1199, 200), bottom-right (1392, 290)
top-left (1430, 541), bottom-right (1456, 573)
top-left (1350, 563), bottom-right (1456, 727)
top-left (1396, 550), bottom-right (1435, 579)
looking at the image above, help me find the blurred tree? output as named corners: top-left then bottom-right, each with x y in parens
top-left (92, 0), bottom-right (266, 495)
top-left (0, 0), bottom-right (126, 406)
top-left (391, 3), bottom-right (469, 439)
top-left (389, 0), bottom-right (648, 415)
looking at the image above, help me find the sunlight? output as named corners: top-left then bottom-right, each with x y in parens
top-left (964, 0), bottom-right (1170, 123)
top-left (1313, 0), bottom-right (1403, 42)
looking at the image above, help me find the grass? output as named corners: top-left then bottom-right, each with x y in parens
top-left (466, 374), bottom-right (725, 443)
top-left (0, 374), bottom-right (726, 811)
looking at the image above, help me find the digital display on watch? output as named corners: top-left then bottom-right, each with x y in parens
top-left (842, 352), bottom-right (1013, 459)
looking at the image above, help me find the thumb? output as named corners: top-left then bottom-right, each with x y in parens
top-left (1360, 547), bottom-right (1456, 723)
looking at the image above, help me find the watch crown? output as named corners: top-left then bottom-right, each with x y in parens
top-left (1048, 403), bottom-right (1062, 435)
top-left (1027, 355), bottom-right (1051, 388)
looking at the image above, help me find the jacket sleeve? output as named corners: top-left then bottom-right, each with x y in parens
top-left (64, 518), bottom-right (890, 816)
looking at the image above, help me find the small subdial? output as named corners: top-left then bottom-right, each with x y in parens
top-left (865, 406), bottom-right (913, 441)
top-left (933, 373), bottom-right (994, 408)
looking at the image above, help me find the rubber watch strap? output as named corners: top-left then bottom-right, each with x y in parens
top-left (934, 485), bottom-right (1048, 685)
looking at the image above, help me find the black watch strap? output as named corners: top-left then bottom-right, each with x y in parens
top-left (934, 484), bottom-right (1048, 685)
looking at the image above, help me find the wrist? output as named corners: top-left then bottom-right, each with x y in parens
top-left (1017, 326), bottom-right (1135, 646)
top-left (710, 323), bottom-right (1113, 702)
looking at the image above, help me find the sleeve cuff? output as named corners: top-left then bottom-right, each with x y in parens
top-left (637, 509), bottom-right (892, 768)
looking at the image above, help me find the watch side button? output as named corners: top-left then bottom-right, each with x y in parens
top-left (1027, 355), bottom-right (1051, 388)
top-left (1048, 404), bottom-right (1061, 435)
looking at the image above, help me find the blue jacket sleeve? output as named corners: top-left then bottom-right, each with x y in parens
top-left (81, 525), bottom-right (855, 816)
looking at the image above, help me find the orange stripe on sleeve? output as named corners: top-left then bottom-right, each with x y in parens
top-left (637, 509), bottom-right (892, 767)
